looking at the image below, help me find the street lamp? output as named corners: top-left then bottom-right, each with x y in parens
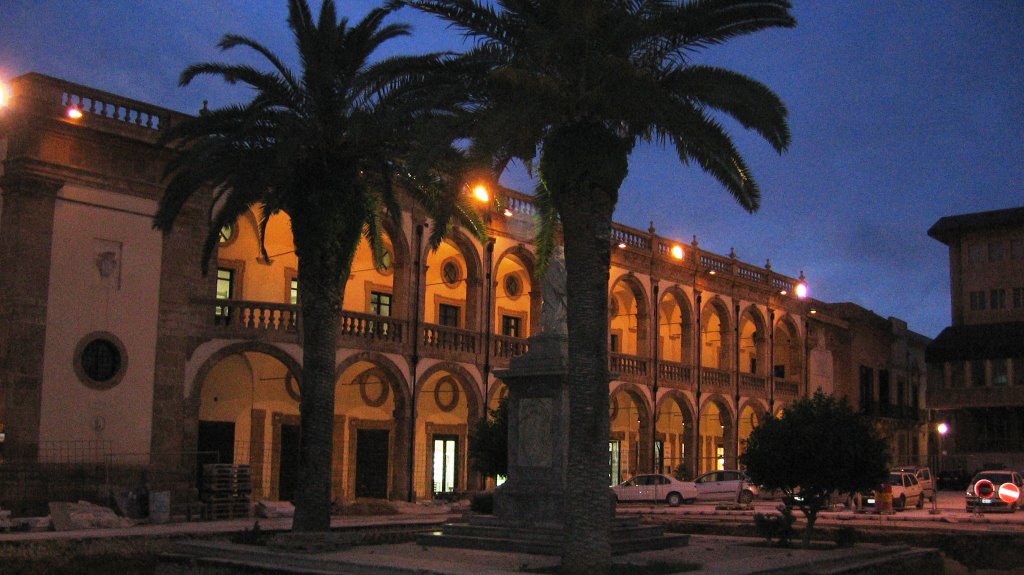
top-left (937, 422), bottom-right (949, 472)
top-left (931, 422), bottom-right (949, 514)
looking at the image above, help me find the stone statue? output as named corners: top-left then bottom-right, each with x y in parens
top-left (540, 246), bottom-right (568, 336)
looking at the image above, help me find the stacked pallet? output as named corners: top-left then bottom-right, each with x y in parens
top-left (201, 464), bottom-right (252, 520)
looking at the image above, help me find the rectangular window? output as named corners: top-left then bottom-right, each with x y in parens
top-left (289, 278), bottom-right (298, 305)
top-left (970, 360), bottom-right (986, 387)
top-left (950, 362), bottom-right (965, 388)
top-left (216, 268), bottom-right (234, 320)
top-left (438, 303), bottom-right (460, 327)
top-left (859, 366), bottom-right (873, 413)
top-left (991, 289), bottom-right (1006, 310)
top-left (370, 291), bottom-right (392, 316)
top-left (431, 435), bottom-right (459, 494)
top-left (1014, 288), bottom-right (1023, 309)
top-left (1011, 238), bottom-right (1024, 260)
top-left (878, 369), bottom-right (890, 415)
top-left (988, 241), bottom-right (1005, 262)
top-left (992, 358), bottom-right (1008, 386)
top-left (501, 315), bottom-right (522, 337)
top-left (968, 243), bottom-right (985, 264)
top-left (609, 440), bottom-right (621, 486)
top-left (610, 333), bottom-right (620, 353)
top-left (970, 291), bottom-right (986, 311)
top-left (896, 379), bottom-right (906, 407)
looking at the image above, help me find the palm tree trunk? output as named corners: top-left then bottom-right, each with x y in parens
top-left (291, 264), bottom-right (342, 532)
top-left (559, 194), bottom-right (615, 574)
top-left (541, 122), bottom-right (629, 575)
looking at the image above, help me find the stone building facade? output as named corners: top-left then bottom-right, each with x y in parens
top-left (926, 207), bottom-right (1024, 475)
top-left (0, 73), bottom-right (928, 514)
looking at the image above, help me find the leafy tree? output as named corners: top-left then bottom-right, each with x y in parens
top-left (397, 1), bottom-right (794, 571)
top-left (469, 397), bottom-right (509, 479)
top-left (740, 392), bottom-right (889, 547)
top-left (154, 0), bottom-right (481, 532)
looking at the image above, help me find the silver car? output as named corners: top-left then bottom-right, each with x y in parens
top-left (611, 473), bottom-right (698, 506)
top-left (694, 470), bottom-right (759, 503)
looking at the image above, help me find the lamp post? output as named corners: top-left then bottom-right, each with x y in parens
top-left (931, 422), bottom-right (949, 513)
top-left (937, 422), bottom-right (949, 473)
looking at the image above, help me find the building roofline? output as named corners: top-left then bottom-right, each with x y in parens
top-left (927, 206), bottom-right (1024, 245)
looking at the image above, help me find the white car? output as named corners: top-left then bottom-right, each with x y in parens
top-left (611, 473), bottom-right (697, 506)
top-left (876, 471), bottom-right (924, 510)
top-left (694, 470), bottom-right (759, 503)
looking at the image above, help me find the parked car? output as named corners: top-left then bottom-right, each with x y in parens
top-left (693, 470), bottom-right (759, 504)
top-left (874, 471), bottom-right (924, 510)
top-left (893, 465), bottom-right (936, 502)
top-left (965, 470), bottom-right (1024, 513)
top-left (611, 473), bottom-right (697, 506)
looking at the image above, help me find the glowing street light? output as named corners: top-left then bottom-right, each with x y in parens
top-left (66, 105), bottom-right (83, 119)
top-left (0, 81), bottom-right (9, 109)
top-left (670, 245), bottom-right (684, 260)
top-left (471, 184), bottom-right (489, 203)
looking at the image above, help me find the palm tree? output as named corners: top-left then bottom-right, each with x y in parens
top-left (397, 1), bottom-right (794, 571)
top-left (154, 0), bottom-right (482, 532)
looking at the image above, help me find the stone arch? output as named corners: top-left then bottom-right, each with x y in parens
top-left (658, 286), bottom-right (695, 365)
top-left (486, 379), bottom-right (509, 412)
top-left (737, 398), bottom-right (769, 461)
top-left (738, 305), bottom-right (769, 376)
top-left (773, 314), bottom-right (804, 384)
top-left (333, 352), bottom-right (412, 501)
top-left (334, 352), bottom-right (410, 411)
top-left (609, 382), bottom-right (653, 479)
top-left (655, 390), bottom-right (696, 478)
top-left (421, 231), bottom-right (485, 331)
top-left (609, 273), bottom-right (651, 357)
top-left (188, 341), bottom-right (304, 501)
top-left (379, 215), bottom-right (412, 321)
top-left (417, 361), bottom-right (483, 418)
top-left (493, 244), bottom-right (538, 338)
top-left (188, 341), bottom-right (302, 406)
top-left (696, 394), bottom-right (735, 474)
top-left (700, 296), bottom-right (733, 370)
top-left (415, 361), bottom-right (484, 497)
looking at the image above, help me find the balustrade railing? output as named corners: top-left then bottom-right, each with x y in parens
top-left (736, 264), bottom-right (767, 283)
top-left (611, 224), bottom-right (651, 250)
top-left (211, 300), bottom-right (299, 332)
top-left (700, 254), bottom-right (731, 274)
top-left (701, 367), bottom-right (731, 390)
top-left (18, 73), bottom-right (185, 135)
top-left (492, 335), bottom-right (529, 359)
top-left (659, 361), bottom-right (693, 384)
top-left (776, 380), bottom-right (800, 397)
top-left (739, 373), bottom-right (766, 393)
top-left (338, 311), bottom-right (404, 343)
top-left (610, 353), bottom-right (649, 377)
top-left (421, 324), bottom-right (478, 353)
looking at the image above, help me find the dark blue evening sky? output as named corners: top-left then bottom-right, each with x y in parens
top-left (3, 1), bottom-right (1022, 338)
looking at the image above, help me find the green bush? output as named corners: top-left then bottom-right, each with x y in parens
top-left (753, 506), bottom-right (795, 547)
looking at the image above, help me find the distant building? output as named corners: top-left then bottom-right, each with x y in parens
top-left (808, 302), bottom-right (930, 465)
top-left (926, 207), bottom-right (1024, 474)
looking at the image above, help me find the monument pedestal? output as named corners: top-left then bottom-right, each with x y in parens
top-left (492, 333), bottom-right (570, 525)
top-left (419, 305), bottom-right (688, 554)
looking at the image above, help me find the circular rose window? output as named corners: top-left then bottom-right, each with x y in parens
top-left (74, 332), bottom-right (127, 390)
top-left (434, 377), bottom-right (461, 412)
